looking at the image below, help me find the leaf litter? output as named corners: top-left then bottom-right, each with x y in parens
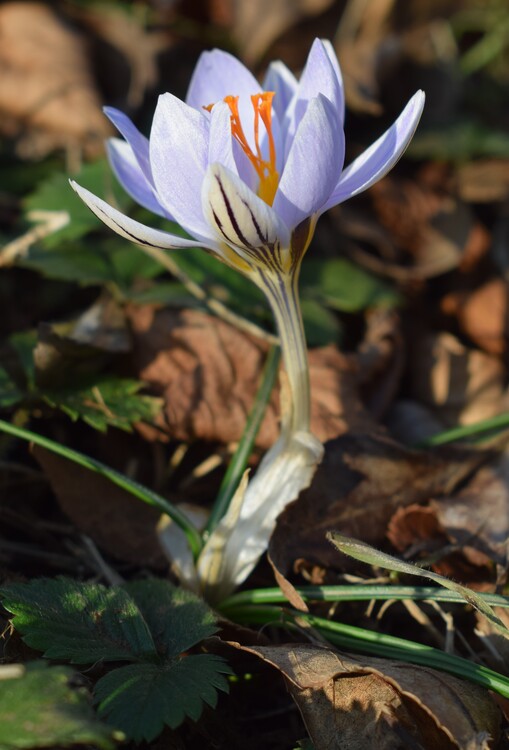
top-left (2, 0), bottom-right (509, 748)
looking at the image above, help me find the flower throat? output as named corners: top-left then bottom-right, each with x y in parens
top-left (207, 92), bottom-right (279, 206)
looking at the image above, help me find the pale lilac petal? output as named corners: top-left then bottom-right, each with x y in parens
top-left (107, 139), bottom-right (171, 219)
top-left (104, 107), bottom-right (152, 183)
top-left (186, 49), bottom-right (261, 150)
top-left (208, 101), bottom-right (237, 174)
top-left (321, 39), bottom-right (345, 121)
top-left (69, 181), bottom-right (220, 253)
top-left (202, 163), bottom-right (290, 264)
top-left (283, 38), bottom-right (344, 155)
top-left (273, 95), bottom-right (344, 230)
top-left (150, 93), bottom-right (214, 241)
top-left (187, 49), bottom-right (260, 108)
top-left (263, 61), bottom-right (298, 120)
top-left (322, 90), bottom-right (425, 212)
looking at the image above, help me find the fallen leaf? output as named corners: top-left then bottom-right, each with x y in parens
top-left (371, 176), bottom-right (491, 279)
top-left (434, 457), bottom-right (509, 569)
top-left (457, 160), bottom-right (509, 204)
top-left (441, 279), bottom-right (509, 356)
top-left (269, 432), bottom-right (496, 591)
top-left (127, 306), bottom-right (379, 449)
top-left (408, 331), bottom-right (506, 428)
top-left (74, 4), bottom-right (166, 109)
top-left (231, 0), bottom-right (335, 66)
top-left (33, 445), bottom-right (166, 568)
top-left (227, 642), bottom-right (501, 750)
top-left (0, 2), bottom-right (111, 157)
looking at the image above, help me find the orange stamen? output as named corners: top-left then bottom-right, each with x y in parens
top-left (222, 92), bottom-right (279, 206)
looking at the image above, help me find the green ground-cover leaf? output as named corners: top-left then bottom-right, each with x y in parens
top-left (43, 377), bottom-right (162, 433)
top-left (3, 327), bottom-right (161, 432)
top-left (95, 656), bottom-right (232, 742)
top-left (0, 578), bottom-right (157, 664)
top-left (409, 121), bottom-right (509, 160)
top-left (21, 237), bottom-right (164, 290)
top-left (0, 367), bottom-right (24, 407)
top-left (23, 160), bottom-right (128, 248)
top-left (301, 258), bottom-right (399, 312)
top-left (0, 662), bottom-right (120, 750)
top-left (124, 579), bottom-right (219, 657)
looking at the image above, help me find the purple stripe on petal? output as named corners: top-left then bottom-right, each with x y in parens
top-left (70, 181), bottom-right (220, 253)
top-left (273, 94), bottom-right (345, 231)
top-left (322, 90), bottom-right (425, 212)
top-left (107, 139), bottom-right (172, 219)
top-left (150, 93), bottom-right (215, 242)
top-left (202, 163), bottom-right (290, 261)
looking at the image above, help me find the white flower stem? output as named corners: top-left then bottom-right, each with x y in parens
top-left (257, 266), bottom-right (310, 435)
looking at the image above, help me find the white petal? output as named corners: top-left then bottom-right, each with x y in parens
top-left (202, 163), bottom-right (290, 266)
top-left (70, 181), bottom-right (219, 252)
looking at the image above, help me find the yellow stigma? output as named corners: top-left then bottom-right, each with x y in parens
top-left (222, 92), bottom-right (279, 206)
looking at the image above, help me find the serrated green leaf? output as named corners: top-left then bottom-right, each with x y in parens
top-left (43, 378), bottom-right (162, 433)
top-left (95, 656), bottom-right (232, 742)
top-left (0, 662), bottom-right (120, 750)
top-left (124, 579), bottom-right (219, 657)
top-left (23, 160), bottom-right (128, 249)
top-left (0, 578), bottom-right (157, 664)
top-left (301, 258), bottom-right (399, 313)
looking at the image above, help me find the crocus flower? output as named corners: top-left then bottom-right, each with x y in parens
top-left (71, 39), bottom-right (424, 600)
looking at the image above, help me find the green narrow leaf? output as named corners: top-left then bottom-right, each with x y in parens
top-left (327, 532), bottom-right (509, 639)
top-left (0, 578), bottom-right (157, 664)
top-left (0, 662), bottom-right (120, 750)
top-left (0, 419), bottom-right (203, 558)
top-left (95, 656), bottom-right (232, 742)
top-left (124, 579), bottom-right (219, 657)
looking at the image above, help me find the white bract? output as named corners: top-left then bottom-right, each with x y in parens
top-left (71, 39), bottom-right (425, 600)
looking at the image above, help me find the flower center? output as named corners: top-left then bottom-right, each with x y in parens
top-left (207, 93), bottom-right (279, 206)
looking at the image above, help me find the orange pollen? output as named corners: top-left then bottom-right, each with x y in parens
top-left (223, 92), bottom-right (279, 205)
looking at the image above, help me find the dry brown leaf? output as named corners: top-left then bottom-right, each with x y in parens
top-left (269, 432), bottom-right (495, 590)
top-left (433, 457), bottom-right (509, 569)
top-left (371, 176), bottom-right (491, 279)
top-left (0, 2), bottom-right (111, 157)
top-left (408, 331), bottom-right (506, 428)
top-left (231, 0), bottom-right (335, 65)
top-left (457, 161), bottom-right (509, 204)
top-left (33, 445), bottom-right (166, 568)
top-left (128, 306), bottom-right (378, 449)
top-left (441, 279), bottom-right (509, 357)
top-left (227, 642), bottom-right (501, 749)
top-left (73, 4), bottom-right (166, 109)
